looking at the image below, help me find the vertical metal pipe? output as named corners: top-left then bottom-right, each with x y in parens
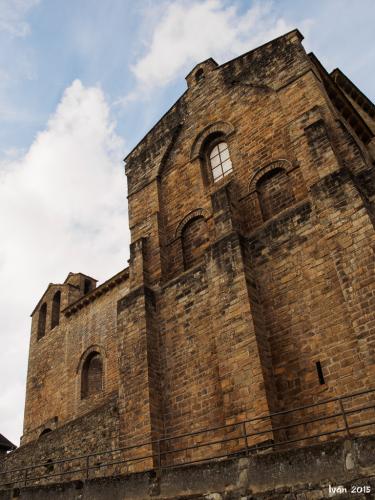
top-left (242, 422), bottom-right (249, 456)
top-left (157, 440), bottom-right (161, 471)
top-left (338, 398), bottom-right (351, 437)
top-left (86, 455), bottom-right (90, 480)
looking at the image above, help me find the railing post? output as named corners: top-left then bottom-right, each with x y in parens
top-left (157, 440), bottom-right (161, 471)
top-left (241, 422), bottom-right (249, 456)
top-left (86, 455), bottom-right (90, 480)
top-left (338, 398), bottom-right (351, 437)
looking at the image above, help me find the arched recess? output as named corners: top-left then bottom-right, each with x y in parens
top-left (248, 159), bottom-right (293, 193)
top-left (37, 303), bottom-right (47, 340)
top-left (51, 291), bottom-right (61, 329)
top-left (178, 211), bottom-right (210, 269)
top-left (250, 160), bottom-right (295, 222)
top-left (175, 208), bottom-right (210, 239)
top-left (77, 346), bottom-right (105, 400)
top-left (190, 121), bottom-right (235, 161)
top-left (256, 168), bottom-right (295, 221)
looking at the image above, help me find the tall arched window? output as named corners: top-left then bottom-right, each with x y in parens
top-left (81, 352), bottom-right (103, 399)
top-left (37, 303), bottom-right (47, 340)
top-left (209, 141), bottom-right (233, 182)
top-left (51, 291), bottom-right (61, 329)
top-left (181, 216), bottom-right (209, 269)
top-left (257, 168), bottom-right (295, 221)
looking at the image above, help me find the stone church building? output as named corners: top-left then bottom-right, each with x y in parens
top-left (1, 29), bottom-right (375, 494)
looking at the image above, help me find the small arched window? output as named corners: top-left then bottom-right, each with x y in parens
top-left (51, 291), bottom-right (61, 329)
top-left (195, 68), bottom-right (204, 82)
top-left (181, 216), bottom-right (209, 269)
top-left (37, 303), bottom-right (47, 340)
top-left (81, 352), bottom-right (103, 399)
top-left (84, 279), bottom-right (92, 294)
top-left (39, 428), bottom-right (52, 437)
top-left (209, 141), bottom-right (233, 182)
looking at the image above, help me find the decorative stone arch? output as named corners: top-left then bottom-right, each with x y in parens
top-left (77, 345), bottom-right (106, 400)
top-left (175, 208), bottom-right (210, 239)
top-left (248, 159), bottom-right (293, 194)
top-left (249, 159), bottom-right (297, 222)
top-left (190, 121), bottom-right (235, 161)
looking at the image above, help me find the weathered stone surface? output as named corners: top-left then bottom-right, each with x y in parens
top-left (2, 28), bottom-right (375, 495)
top-left (1, 436), bottom-right (375, 499)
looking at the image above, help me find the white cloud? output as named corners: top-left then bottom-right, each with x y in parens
top-left (0, 0), bottom-right (40, 37)
top-left (119, 0), bottom-right (312, 103)
top-left (0, 79), bottom-right (129, 444)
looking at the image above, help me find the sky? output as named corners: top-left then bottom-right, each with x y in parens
top-left (0, 0), bottom-right (374, 446)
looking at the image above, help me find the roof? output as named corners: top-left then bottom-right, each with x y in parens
top-left (0, 433), bottom-right (16, 451)
top-left (63, 267), bottom-right (129, 317)
top-left (330, 68), bottom-right (375, 119)
top-left (309, 53), bottom-right (373, 144)
top-left (124, 28), bottom-right (303, 162)
top-left (63, 272), bottom-right (98, 284)
top-left (31, 272), bottom-right (99, 316)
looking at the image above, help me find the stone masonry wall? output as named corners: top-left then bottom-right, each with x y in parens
top-left (23, 272), bottom-right (129, 444)
top-left (1, 435), bottom-right (375, 499)
top-left (1, 397), bottom-right (120, 486)
top-left (121, 29), bottom-right (375, 458)
top-left (12, 29), bottom-right (375, 484)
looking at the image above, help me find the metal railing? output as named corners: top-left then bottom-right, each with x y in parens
top-left (1, 387), bottom-right (375, 489)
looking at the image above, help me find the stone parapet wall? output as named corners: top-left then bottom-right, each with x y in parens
top-left (1, 435), bottom-right (374, 499)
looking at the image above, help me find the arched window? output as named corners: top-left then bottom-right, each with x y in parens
top-left (209, 141), bottom-right (233, 182)
top-left (195, 68), bottom-right (204, 82)
top-left (39, 428), bottom-right (52, 437)
top-left (256, 168), bottom-right (295, 221)
top-left (37, 303), bottom-right (47, 340)
top-left (81, 352), bottom-right (103, 399)
top-left (51, 291), bottom-right (61, 329)
top-left (181, 216), bottom-right (209, 269)
top-left (84, 279), bottom-right (92, 294)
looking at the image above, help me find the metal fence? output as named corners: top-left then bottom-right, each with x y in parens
top-left (1, 387), bottom-right (375, 490)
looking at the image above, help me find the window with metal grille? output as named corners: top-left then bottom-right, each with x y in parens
top-left (209, 142), bottom-right (233, 182)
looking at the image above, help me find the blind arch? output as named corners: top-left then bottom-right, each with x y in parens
top-left (81, 352), bottom-right (103, 399)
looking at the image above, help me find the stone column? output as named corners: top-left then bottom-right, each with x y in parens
top-left (117, 238), bottom-right (163, 472)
